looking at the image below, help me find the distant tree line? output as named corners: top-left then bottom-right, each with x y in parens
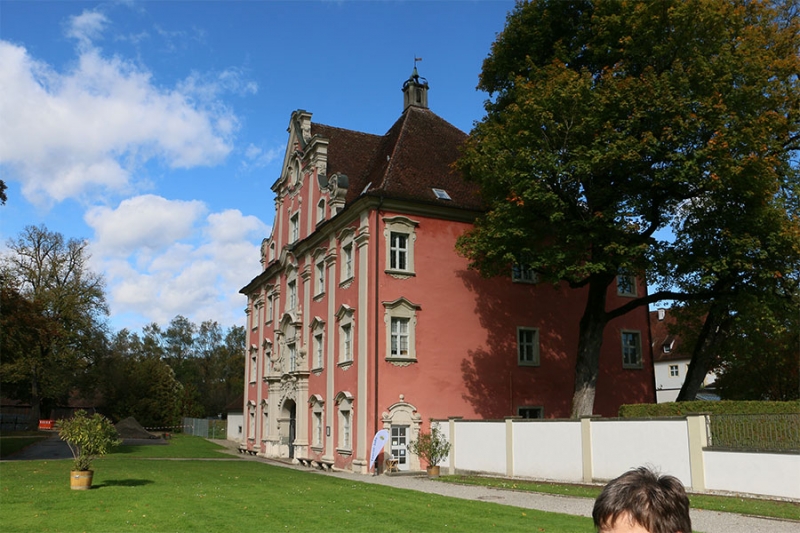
top-left (1, 225), bottom-right (244, 430)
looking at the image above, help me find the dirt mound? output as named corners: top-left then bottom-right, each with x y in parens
top-left (115, 417), bottom-right (159, 439)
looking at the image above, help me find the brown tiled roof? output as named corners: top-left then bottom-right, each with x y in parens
top-left (312, 106), bottom-right (483, 211)
top-left (650, 310), bottom-right (690, 362)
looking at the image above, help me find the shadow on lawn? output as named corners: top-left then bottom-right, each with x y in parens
top-left (95, 479), bottom-right (155, 488)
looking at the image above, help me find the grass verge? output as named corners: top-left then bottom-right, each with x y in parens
top-left (438, 475), bottom-right (800, 521)
top-left (0, 435), bottom-right (593, 532)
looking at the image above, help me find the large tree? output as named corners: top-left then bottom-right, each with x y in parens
top-left (457, 0), bottom-right (800, 415)
top-left (1, 225), bottom-right (108, 426)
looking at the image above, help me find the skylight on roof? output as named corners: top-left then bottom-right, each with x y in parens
top-left (432, 188), bottom-right (451, 201)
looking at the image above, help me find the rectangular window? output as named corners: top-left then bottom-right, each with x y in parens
top-left (518, 406), bottom-right (543, 419)
top-left (342, 243), bottom-right (353, 280)
top-left (391, 317), bottom-right (410, 357)
top-left (512, 264), bottom-right (538, 283)
top-left (290, 213), bottom-right (299, 243)
top-left (669, 364), bottom-right (679, 377)
top-left (288, 343), bottom-right (297, 373)
top-left (517, 327), bottom-right (540, 366)
top-left (622, 331), bottom-right (642, 368)
top-left (341, 324), bottom-right (352, 362)
top-left (250, 354), bottom-right (257, 382)
top-left (314, 412), bottom-right (323, 446)
top-left (316, 260), bottom-right (325, 295)
top-left (317, 199), bottom-right (326, 224)
top-left (617, 273), bottom-right (637, 297)
top-left (314, 333), bottom-right (324, 369)
top-left (342, 410), bottom-right (351, 448)
top-left (267, 295), bottom-right (273, 322)
top-left (287, 280), bottom-right (297, 310)
top-left (390, 232), bottom-right (408, 270)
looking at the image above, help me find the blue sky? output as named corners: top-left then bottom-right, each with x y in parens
top-left (0, 0), bottom-right (514, 332)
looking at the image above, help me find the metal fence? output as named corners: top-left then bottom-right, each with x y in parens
top-left (707, 413), bottom-right (800, 452)
top-left (181, 417), bottom-right (227, 439)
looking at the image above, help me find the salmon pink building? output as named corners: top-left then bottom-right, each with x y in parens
top-left (239, 70), bottom-right (655, 474)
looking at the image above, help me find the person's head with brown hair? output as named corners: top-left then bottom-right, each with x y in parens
top-left (592, 466), bottom-right (691, 533)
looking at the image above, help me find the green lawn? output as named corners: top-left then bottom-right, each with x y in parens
top-left (439, 475), bottom-right (800, 522)
top-left (0, 435), bottom-right (593, 532)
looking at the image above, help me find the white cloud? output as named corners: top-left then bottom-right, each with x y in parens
top-left (86, 196), bottom-right (269, 329)
top-left (242, 143), bottom-right (283, 171)
top-left (85, 194), bottom-right (207, 254)
top-left (65, 9), bottom-right (109, 49)
top-left (0, 35), bottom-right (238, 206)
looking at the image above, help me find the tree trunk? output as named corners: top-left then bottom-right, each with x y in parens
top-left (676, 303), bottom-right (730, 401)
top-left (29, 371), bottom-right (41, 431)
top-left (571, 278), bottom-right (611, 418)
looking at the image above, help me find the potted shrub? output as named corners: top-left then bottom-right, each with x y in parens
top-left (408, 421), bottom-right (451, 478)
top-left (59, 410), bottom-right (121, 490)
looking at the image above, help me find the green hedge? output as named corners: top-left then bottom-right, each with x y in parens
top-left (618, 400), bottom-right (800, 418)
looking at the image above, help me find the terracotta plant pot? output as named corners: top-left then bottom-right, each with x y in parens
top-left (426, 465), bottom-right (440, 478)
top-left (70, 470), bottom-right (93, 490)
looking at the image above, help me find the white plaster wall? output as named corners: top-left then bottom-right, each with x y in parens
top-left (704, 450), bottom-right (800, 500)
top-left (513, 421), bottom-right (583, 481)
top-left (591, 419), bottom-right (692, 486)
top-left (454, 422), bottom-right (506, 475)
top-left (654, 360), bottom-right (687, 395)
top-left (227, 413), bottom-right (243, 442)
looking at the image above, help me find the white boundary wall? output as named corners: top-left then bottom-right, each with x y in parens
top-left (440, 416), bottom-right (800, 500)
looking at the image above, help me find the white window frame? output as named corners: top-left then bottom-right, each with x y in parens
top-left (390, 232), bottom-right (408, 271)
top-left (517, 327), bottom-right (540, 366)
top-left (383, 216), bottom-right (418, 277)
top-left (383, 297), bottom-right (420, 364)
top-left (341, 324), bottom-right (352, 363)
top-left (335, 305), bottom-right (355, 368)
top-left (266, 294), bottom-right (274, 323)
top-left (617, 273), bottom-right (637, 297)
top-left (316, 259), bottom-right (326, 296)
top-left (261, 402), bottom-right (269, 442)
top-left (390, 317), bottom-right (410, 358)
top-left (287, 342), bottom-right (297, 373)
top-left (621, 330), bottom-right (643, 368)
top-left (310, 317), bottom-right (325, 372)
top-left (314, 333), bottom-right (324, 370)
top-left (669, 364), bottom-right (679, 377)
top-left (338, 227), bottom-right (356, 284)
top-left (317, 198), bottom-right (326, 225)
top-left (290, 212), bottom-right (300, 243)
top-left (335, 392), bottom-right (354, 454)
top-left (287, 279), bottom-right (297, 311)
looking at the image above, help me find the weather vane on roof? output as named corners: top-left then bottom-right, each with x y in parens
top-left (414, 56), bottom-right (422, 68)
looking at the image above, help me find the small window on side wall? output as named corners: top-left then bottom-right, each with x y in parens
top-left (617, 273), bottom-right (637, 297)
top-left (517, 327), bottom-right (540, 366)
top-left (518, 406), bottom-right (543, 419)
top-left (621, 330), bottom-right (642, 368)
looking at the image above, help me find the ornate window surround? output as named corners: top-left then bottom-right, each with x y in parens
top-left (383, 297), bottom-right (421, 366)
top-left (383, 215), bottom-right (419, 278)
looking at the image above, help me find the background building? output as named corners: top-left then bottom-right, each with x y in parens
top-left (650, 308), bottom-right (718, 403)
